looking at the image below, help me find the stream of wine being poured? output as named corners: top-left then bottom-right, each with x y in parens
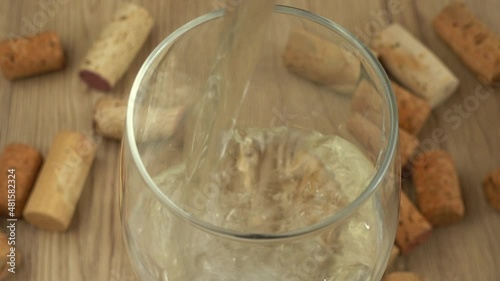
top-left (184, 0), bottom-right (275, 181)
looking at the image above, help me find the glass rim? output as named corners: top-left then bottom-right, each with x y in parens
top-left (125, 5), bottom-right (398, 241)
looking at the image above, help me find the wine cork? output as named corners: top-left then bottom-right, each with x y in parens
top-left (93, 97), bottom-right (128, 140)
top-left (433, 3), bottom-right (500, 86)
top-left (391, 81), bottom-right (431, 135)
top-left (482, 168), bottom-right (500, 211)
top-left (386, 245), bottom-right (400, 270)
top-left (0, 144), bottom-right (43, 218)
top-left (350, 79), bottom-right (431, 135)
top-left (350, 80), bottom-right (384, 126)
top-left (383, 272), bottom-right (427, 281)
top-left (399, 128), bottom-right (419, 167)
top-left (0, 31), bottom-right (65, 80)
top-left (413, 150), bottom-right (465, 226)
top-left (371, 24), bottom-right (460, 108)
top-left (346, 113), bottom-right (381, 162)
top-left (396, 192), bottom-right (432, 254)
top-left (23, 132), bottom-right (97, 231)
top-left (93, 97), bottom-right (185, 141)
top-left (283, 30), bottom-right (361, 94)
top-left (79, 3), bottom-right (154, 91)
top-left (346, 113), bottom-right (419, 166)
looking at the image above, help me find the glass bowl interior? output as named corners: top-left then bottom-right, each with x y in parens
top-left (125, 5), bottom-right (398, 240)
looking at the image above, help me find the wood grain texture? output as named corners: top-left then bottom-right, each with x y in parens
top-left (0, 0), bottom-right (499, 281)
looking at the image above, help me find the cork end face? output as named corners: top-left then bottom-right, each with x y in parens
top-left (401, 228), bottom-right (432, 255)
top-left (23, 211), bottom-right (68, 232)
top-left (79, 70), bottom-right (112, 91)
top-left (483, 170), bottom-right (500, 211)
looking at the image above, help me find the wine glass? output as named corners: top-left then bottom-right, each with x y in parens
top-left (120, 5), bottom-right (399, 281)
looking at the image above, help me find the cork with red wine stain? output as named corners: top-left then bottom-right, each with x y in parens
top-left (79, 3), bottom-right (154, 91)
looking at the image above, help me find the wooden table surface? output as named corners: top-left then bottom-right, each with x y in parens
top-left (1, 0), bottom-right (499, 280)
